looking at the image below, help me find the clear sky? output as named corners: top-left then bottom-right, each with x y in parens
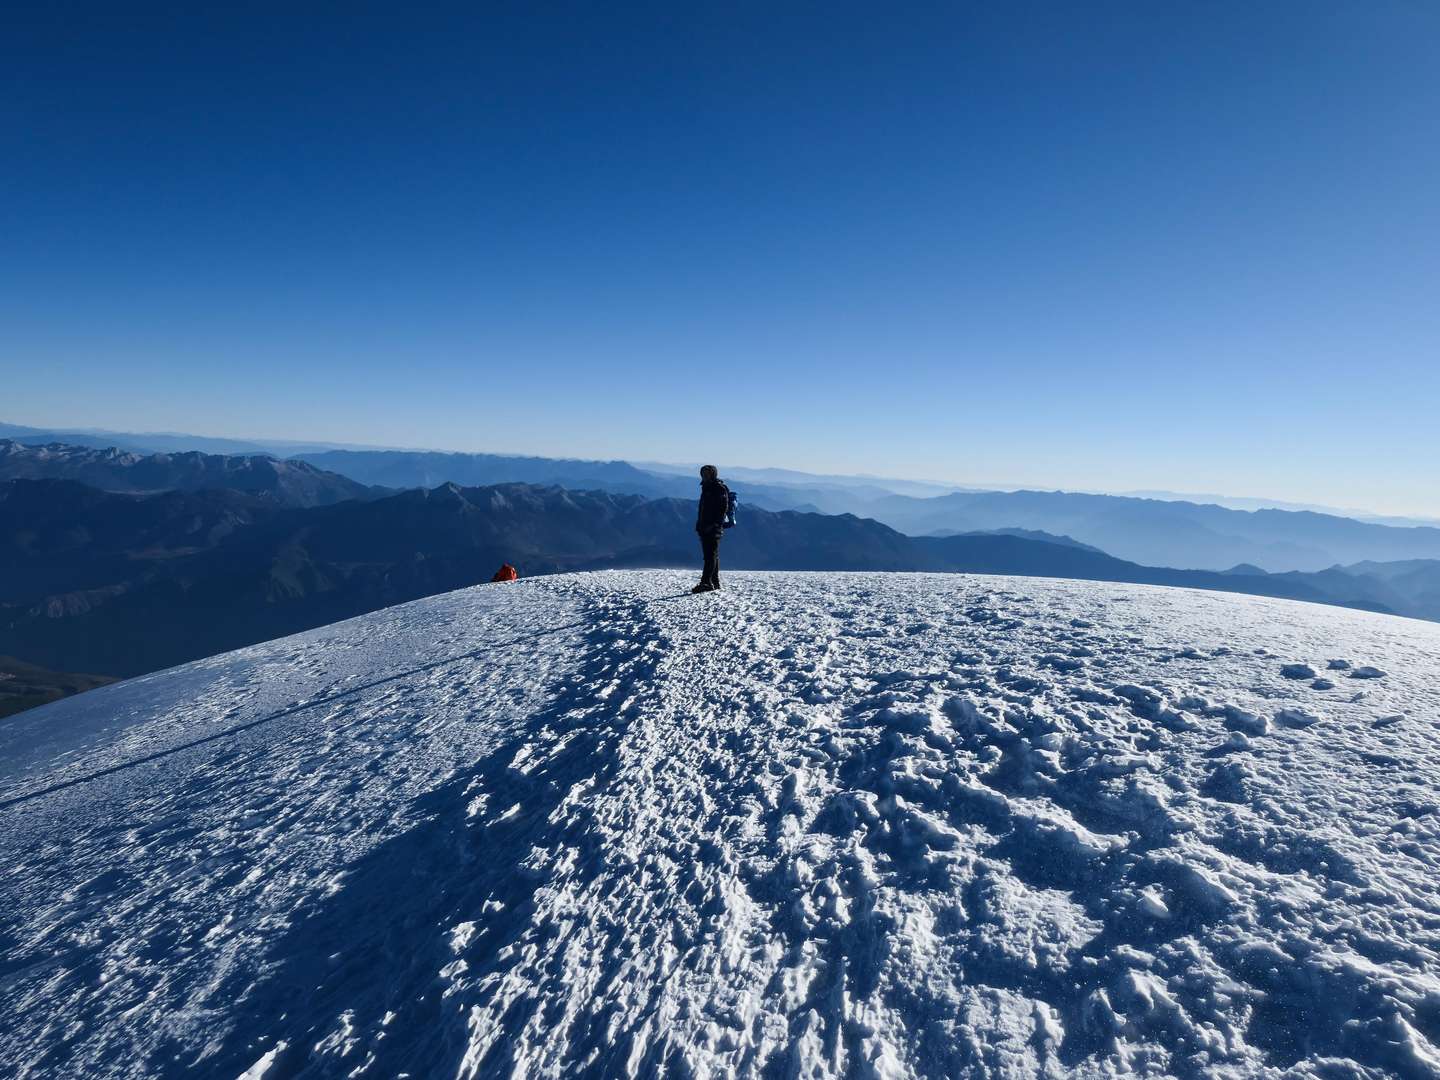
top-left (4, 3), bottom-right (1438, 514)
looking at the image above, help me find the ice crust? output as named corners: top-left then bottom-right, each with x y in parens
top-left (2, 571), bottom-right (1439, 1079)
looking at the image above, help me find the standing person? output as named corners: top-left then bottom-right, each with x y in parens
top-left (693, 464), bottom-right (730, 593)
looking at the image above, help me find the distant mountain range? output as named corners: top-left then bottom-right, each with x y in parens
top-left (857, 489), bottom-right (1440, 572)
top-left (1119, 489), bottom-right (1440, 528)
top-left (284, 450), bottom-right (1440, 573)
top-left (637, 460), bottom-right (965, 499)
top-left (9, 421), bottom-right (1437, 572)
top-left (286, 449), bottom-right (925, 516)
top-left (0, 440), bottom-right (373, 507)
top-left (0, 422), bottom-right (961, 499)
top-left (6, 429), bottom-right (1440, 722)
top-left (6, 476), bottom-right (1438, 701)
top-left (0, 420), bottom-right (377, 458)
top-left (292, 448), bottom-right (689, 500)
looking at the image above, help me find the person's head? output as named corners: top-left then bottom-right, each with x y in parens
top-left (699, 464), bottom-right (718, 482)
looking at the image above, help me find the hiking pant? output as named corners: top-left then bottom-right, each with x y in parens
top-left (699, 530), bottom-right (721, 589)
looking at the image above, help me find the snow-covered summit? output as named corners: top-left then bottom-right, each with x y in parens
top-left (3, 571), bottom-right (1440, 1078)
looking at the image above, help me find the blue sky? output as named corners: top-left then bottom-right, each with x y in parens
top-left (4, 4), bottom-right (1438, 514)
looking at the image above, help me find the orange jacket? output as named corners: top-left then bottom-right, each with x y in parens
top-left (491, 564), bottom-right (518, 582)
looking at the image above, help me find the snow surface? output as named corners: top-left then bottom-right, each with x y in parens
top-left (3, 571), bottom-right (1440, 1079)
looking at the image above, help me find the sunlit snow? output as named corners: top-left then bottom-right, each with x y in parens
top-left (2, 571), bottom-right (1439, 1078)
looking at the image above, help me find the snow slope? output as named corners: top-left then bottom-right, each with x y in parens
top-left (3, 571), bottom-right (1440, 1079)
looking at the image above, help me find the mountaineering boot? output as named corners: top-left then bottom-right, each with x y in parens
top-left (691, 583), bottom-right (714, 594)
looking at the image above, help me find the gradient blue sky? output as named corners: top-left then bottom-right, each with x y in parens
top-left (4, 3), bottom-right (1438, 513)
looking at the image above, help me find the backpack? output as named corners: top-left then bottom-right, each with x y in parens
top-left (724, 489), bottom-right (738, 529)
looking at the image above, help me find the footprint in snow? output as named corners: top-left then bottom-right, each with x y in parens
top-left (1280, 663), bottom-right (1316, 680)
top-left (1274, 708), bottom-right (1320, 729)
top-left (1203, 759), bottom-right (1253, 800)
top-left (1206, 731), bottom-right (1257, 756)
top-left (1222, 706), bottom-right (1268, 737)
top-left (1349, 666), bottom-right (1386, 680)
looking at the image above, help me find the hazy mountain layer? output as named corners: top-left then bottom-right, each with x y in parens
top-left (8, 428), bottom-right (1438, 571)
top-left (0, 440), bottom-right (372, 507)
top-left (294, 449), bottom-right (1440, 572)
top-left (1, 479), bottom-right (1425, 708)
top-left (864, 489), bottom-right (1440, 572)
top-left (293, 448), bottom-right (691, 499)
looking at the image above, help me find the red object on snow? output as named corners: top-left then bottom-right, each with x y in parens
top-left (491, 563), bottom-right (518, 582)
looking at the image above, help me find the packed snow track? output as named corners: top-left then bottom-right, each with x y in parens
top-left (3, 571), bottom-right (1440, 1079)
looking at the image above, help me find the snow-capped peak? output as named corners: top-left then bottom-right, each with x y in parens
top-left (2, 571), bottom-right (1438, 1078)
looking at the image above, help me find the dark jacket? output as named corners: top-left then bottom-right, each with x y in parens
top-left (696, 478), bottom-right (730, 536)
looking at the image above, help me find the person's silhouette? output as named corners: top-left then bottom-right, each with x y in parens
top-left (693, 465), bottom-right (729, 593)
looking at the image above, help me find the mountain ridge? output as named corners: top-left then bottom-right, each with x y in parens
top-left (862, 488), bottom-right (1440, 571)
top-left (0, 439), bottom-right (373, 507)
top-left (8, 424), bottom-right (1436, 569)
top-left (2, 478), bottom-right (1427, 706)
